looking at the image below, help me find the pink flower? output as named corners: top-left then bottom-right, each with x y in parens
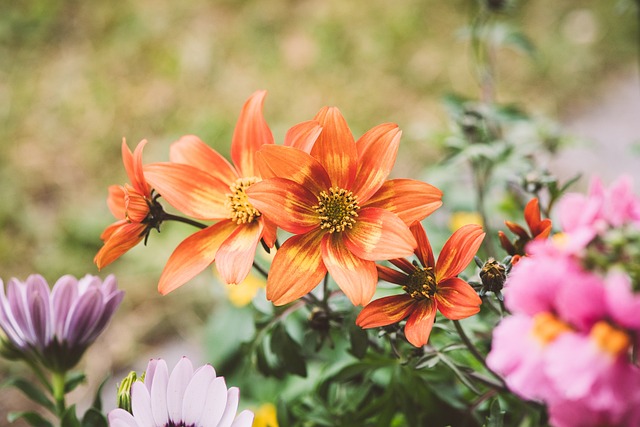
top-left (108, 357), bottom-right (253, 427)
top-left (558, 175), bottom-right (640, 235)
top-left (0, 274), bottom-right (123, 372)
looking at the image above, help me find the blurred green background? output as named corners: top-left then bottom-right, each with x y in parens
top-left (0, 0), bottom-right (638, 422)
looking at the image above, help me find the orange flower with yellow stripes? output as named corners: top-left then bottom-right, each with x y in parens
top-left (356, 223), bottom-right (484, 347)
top-left (246, 107), bottom-right (443, 306)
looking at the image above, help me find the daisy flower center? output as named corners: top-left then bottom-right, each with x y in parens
top-left (226, 177), bottom-right (261, 224)
top-left (404, 266), bottom-right (437, 300)
top-left (314, 187), bottom-right (360, 233)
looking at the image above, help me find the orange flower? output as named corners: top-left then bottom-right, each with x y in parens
top-left (498, 198), bottom-right (552, 261)
top-left (95, 139), bottom-right (158, 269)
top-left (356, 223), bottom-right (485, 347)
top-left (246, 107), bottom-right (443, 306)
top-left (143, 91), bottom-right (294, 294)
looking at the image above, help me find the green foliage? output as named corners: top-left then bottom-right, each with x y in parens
top-left (3, 376), bottom-right (56, 414)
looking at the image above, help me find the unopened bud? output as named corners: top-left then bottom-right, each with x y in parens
top-left (116, 371), bottom-right (143, 413)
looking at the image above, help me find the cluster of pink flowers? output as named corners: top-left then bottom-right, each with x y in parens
top-left (487, 177), bottom-right (640, 427)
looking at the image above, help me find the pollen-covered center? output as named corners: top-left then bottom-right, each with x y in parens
top-left (314, 187), bottom-right (360, 233)
top-left (404, 265), bottom-right (437, 300)
top-left (226, 177), bottom-right (261, 224)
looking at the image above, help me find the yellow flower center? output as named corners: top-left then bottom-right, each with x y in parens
top-left (226, 177), bottom-right (261, 224)
top-left (589, 321), bottom-right (631, 357)
top-left (404, 265), bottom-right (437, 300)
top-left (531, 312), bottom-right (572, 346)
top-left (314, 187), bottom-right (360, 233)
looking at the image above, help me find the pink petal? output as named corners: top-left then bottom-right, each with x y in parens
top-left (200, 377), bottom-right (228, 427)
top-left (149, 359), bottom-right (169, 426)
top-left (130, 381), bottom-right (154, 426)
top-left (217, 387), bottom-right (240, 427)
top-left (182, 365), bottom-right (216, 425)
top-left (167, 357), bottom-right (194, 423)
top-left (321, 235), bottom-right (378, 306)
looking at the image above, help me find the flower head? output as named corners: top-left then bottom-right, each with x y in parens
top-left (246, 107), bottom-right (443, 306)
top-left (108, 357), bottom-right (254, 427)
top-left (356, 223), bottom-right (484, 347)
top-left (498, 197), bottom-right (551, 262)
top-left (95, 139), bottom-right (161, 269)
top-left (144, 91), bottom-right (292, 294)
top-left (0, 274), bottom-right (123, 372)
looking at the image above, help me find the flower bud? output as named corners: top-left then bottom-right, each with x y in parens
top-left (116, 371), bottom-right (143, 413)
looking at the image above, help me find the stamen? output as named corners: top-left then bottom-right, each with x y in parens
top-left (531, 312), bottom-right (572, 346)
top-left (226, 177), bottom-right (261, 224)
top-left (404, 267), bottom-right (437, 300)
top-left (313, 187), bottom-right (360, 233)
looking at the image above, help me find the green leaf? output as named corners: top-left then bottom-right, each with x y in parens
top-left (64, 372), bottom-right (86, 394)
top-left (348, 322), bottom-right (369, 359)
top-left (270, 323), bottom-right (307, 377)
top-left (7, 411), bottom-right (53, 427)
top-left (81, 408), bottom-right (108, 427)
top-left (60, 405), bottom-right (81, 427)
top-left (485, 398), bottom-right (505, 427)
top-left (3, 377), bottom-right (56, 413)
top-left (90, 375), bottom-right (110, 411)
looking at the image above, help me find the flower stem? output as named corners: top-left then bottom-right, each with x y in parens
top-left (252, 261), bottom-right (269, 279)
top-left (51, 371), bottom-right (66, 417)
top-left (453, 319), bottom-right (506, 387)
top-left (163, 213), bottom-right (208, 229)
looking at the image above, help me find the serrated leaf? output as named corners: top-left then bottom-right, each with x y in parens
top-left (64, 372), bottom-right (86, 394)
top-left (3, 377), bottom-right (56, 413)
top-left (7, 411), bottom-right (53, 427)
top-left (81, 408), bottom-right (108, 427)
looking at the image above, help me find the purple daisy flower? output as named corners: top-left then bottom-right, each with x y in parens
top-left (0, 274), bottom-right (124, 372)
top-left (108, 357), bottom-right (254, 427)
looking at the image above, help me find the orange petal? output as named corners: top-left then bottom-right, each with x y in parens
top-left (436, 224), bottom-right (485, 282)
top-left (356, 294), bottom-right (415, 328)
top-left (343, 207), bottom-right (416, 261)
top-left (231, 90), bottom-right (274, 178)
top-left (389, 258), bottom-right (415, 274)
top-left (376, 265), bottom-right (408, 285)
top-left (505, 220), bottom-right (529, 240)
top-left (256, 145), bottom-right (331, 194)
top-left (498, 230), bottom-right (517, 255)
top-left (283, 120), bottom-right (322, 153)
top-left (144, 163), bottom-right (229, 220)
top-left (158, 221), bottom-right (236, 295)
top-left (410, 222), bottom-right (435, 268)
top-left (405, 301), bottom-right (437, 347)
top-left (352, 123), bottom-right (401, 203)
top-left (260, 216), bottom-right (278, 248)
top-left (435, 277), bottom-right (482, 320)
top-left (267, 232), bottom-right (326, 305)
top-left (365, 179), bottom-right (443, 225)
top-left (321, 235), bottom-right (378, 306)
top-left (121, 139), bottom-right (150, 197)
top-left (107, 185), bottom-right (126, 219)
top-left (170, 135), bottom-right (238, 184)
top-left (215, 221), bottom-right (263, 285)
top-left (246, 178), bottom-right (320, 234)
top-left (310, 107), bottom-right (357, 188)
top-left (94, 222), bottom-right (145, 269)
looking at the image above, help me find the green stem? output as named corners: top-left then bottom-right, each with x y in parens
top-left (51, 371), bottom-right (66, 417)
top-left (453, 319), bottom-right (506, 387)
top-left (252, 261), bottom-right (269, 279)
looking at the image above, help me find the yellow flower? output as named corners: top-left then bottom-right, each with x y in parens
top-left (449, 211), bottom-right (483, 232)
top-left (226, 273), bottom-right (265, 307)
top-left (253, 403), bottom-right (278, 427)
